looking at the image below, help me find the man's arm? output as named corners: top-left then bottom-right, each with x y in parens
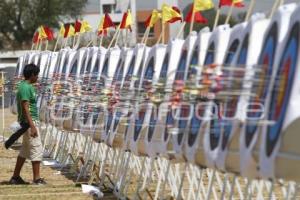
top-left (21, 101), bottom-right (37, 138)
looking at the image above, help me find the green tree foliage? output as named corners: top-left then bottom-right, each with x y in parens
top-left (0, 0), bottom-right (88, 49)
top-left (183, 4), bottom-right (242, 37)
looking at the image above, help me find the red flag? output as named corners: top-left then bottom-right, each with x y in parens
top-left (167, 6), bottom-right (182, 23)
top-left (103, 13), bottom-right (115, 29)
top-left (97, 29), bottom-right (108, 36)
top-left (32, 31), bottom-right (39, 44)
top-left (74, 20), bottom-right (82, 33)
top-left (185, 5), bottom-right (208, 24)
top-left (219, 0), bottom-right (244, 8)
top-left (43, 26), bottom-right (54, 41)
top-left (120, 11), bottom-right (133, 31)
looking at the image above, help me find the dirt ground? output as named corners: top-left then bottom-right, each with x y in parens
top-left (0, 108), bottom-right (116, 200)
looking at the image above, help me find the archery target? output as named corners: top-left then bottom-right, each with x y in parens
top-left (68, 48), bottom-right (88, 80)
top-left (127, 44), bottom-right (167, 156)
top-left (106, 48), bottom-right (134, 148)
top-left (184, 28), bottom-right (213, 165)
top-left (223, 13), bottom-right (270, 178)
top-left (153, 32), bottom-right (197, 160)
top-left (199, 24), bottom-right (231, 169)
top-left (146, 39), bottom-right (184, 158)
top-left (208, 22), bottom-right (248, 171)
top-left (117, 45), bottom-right (151, 151)
top-left (258, 3), bottom-right (300, 181)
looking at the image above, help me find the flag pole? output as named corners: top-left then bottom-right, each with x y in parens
top-left (176, 22), bottom-right (186, 39)
top-left (99, 34), bottom-right (104, 47)
top-left (213, 8), bottom-right (221, 30)
top-left (279, 0), bottom-right (285, 6)
top-left (189, 9), bottom-right (196, 33)
top-left (114, 28), bottom-right (121, 47)
top-left (141, 27), bottom-right (150, 44)
top-left (225, 3), bottom-right (234, 25)
top-left (162, 22), bottom-right (165, 44)
top-left (53, 36), bottom-right (60, 52)
top-left (31, 43), bottom-right (35, 51)
top-left (245, 0), bottom-right (256, 22)
top-left (125, 29), bottom-right (128, 47)
top-left (108, 28), bottom-right (119, 49)
top-left (45, 40), bottom-right (49, 51)
top-left (269, 0), bottom-right (281, 18)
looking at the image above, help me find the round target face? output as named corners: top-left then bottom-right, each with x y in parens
top-left (148, 107), bottom-right (158, 142)
top-left (92, 109), bottom-right (100, 126)
top-left (187, 46), bottom-right (199, 81)
top-left (142, 57), bottom-right (154, 89)
top-left (113, 111), bottom-right (123, 132)
top-left (91, 57), bottom-right (100, 81)
top-left (125, 56), bottom-right (135, 84)
top-left (190, 45), bottom-right (199, 66)
top-left (266, 23), bottom-right (299, 156)
top-left (134, 108), bottom-right (146, 141)
top-left (63, 54), bottom-right (70, 78)
top-left (177, 105), bottom-right (190, 144)
top-left (164, 107), bottom-right (175, 142)
top-left (159, 53), bottom-right (169, 79)
top-left (221, 34), bottom-right (249, 150)
top-left (105, 112), bottom-right (114, 134)
top-left (175, 50), bottom-right (188, 81)
top-left (112, 59), bottom-right (124, 88)
top-left (80, 52), bottom-right (87, 75)
top-left (209, 103), bottom-right (222, 150)
top-left (224, 39), bottom-right (240, 65)
top-left (100, 58), bottom-right (109, 86)
top-left (134, 60), bottom-right (144, 89)
top-left (245, 23), bottom-right (277, 147)
top-left (188, 105), bottom-right (205, 147)
top-left (204, 43), bottom-right (215, 65)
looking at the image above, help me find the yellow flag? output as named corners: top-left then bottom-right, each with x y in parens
top-left (194, 0), bottom-right (214, 12)
top-left (98, 16), bottom-right (105, 31)
top-left (148, 10), bottom-right (161, 27)
top-left (38, 26), bottom-right (48, 39)
top-left (59, 24), bottom-right (65, 37)
top-left (161, 4), bottom-right (181, 23)
top-left (80, 20), bottom-right (92, 33)
top-left (68, 25), bottom-right (75, 37)
top-left (126, 10), bottom-right (133, 27)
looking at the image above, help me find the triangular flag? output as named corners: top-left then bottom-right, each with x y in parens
top-left (162, 4), bottom-right (182, 24)
top-left (80, 20), bottom-right (92, 33)
top-left (145, 9), bottom-right (161, 28)
top-left (120, 10), bottom-right (133, 31)
top-left (32, 31), bottom-right (39, 44)
top-left (194, 0), bottom-right (214, 12)
top-left (98, 14), bottom-right (115, 36)
top-left (219, 0), bottom-right (244, 8)
top-left (59, 24), bottom-right (66, 37)
top-left (43, 26), bottom-right (54, 41)
top-left (185, 5), bottom-right (208, 24)
top-left (74, 20), bottom-right (82, 33)
top-left (63, 24), bottom-right (75, 38)
top-left (103, 13), bottom-right (115, 29)
top-left (38, 26), bottom-right (48, 40)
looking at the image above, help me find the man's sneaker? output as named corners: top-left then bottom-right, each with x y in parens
top-left (33, 178), bottom-right (47, 185)
top-left (9, 176), bottom-right (29, 185)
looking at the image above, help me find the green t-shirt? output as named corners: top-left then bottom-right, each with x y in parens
top-left (17, 80), bottom-right (39, 122)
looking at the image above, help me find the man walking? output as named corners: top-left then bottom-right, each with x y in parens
top-left (9, 64), bottom-right (46, 185)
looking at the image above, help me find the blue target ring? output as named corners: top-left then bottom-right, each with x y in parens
top-left (113, 111), bottom-right (123, 132)
top-left (164, 108), bottom-right (175, 142)
top-left (148, 107), bottom-right (158, 142)
top-left (188, 106), bottom-right (204, 146)
top-left (266, 23), bottom-right (299, 156)
top-left (245, 23), bottom-right (277, 147)
top-left (134, 109), bottom-right (146, 141)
